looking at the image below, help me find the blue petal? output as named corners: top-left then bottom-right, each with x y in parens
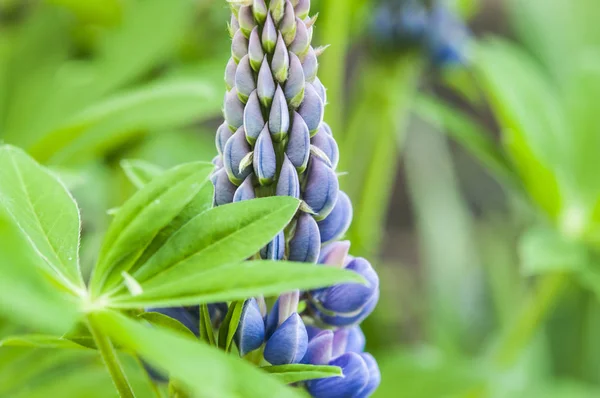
top-left (306, 352), bottom-right (369, 398)
top-left (315, 290), bottom-right (380, 327)
top-left (264, 312), bottom-right (308, 365)
top-left (311, 125), bottom-right (339, 169)
top-left (223, 127), bottom-right (252, 185)
top-left (317, 191), bottom-right (353, 243)
top-left (211, 168), bottom-right (237, 206)
top-left (260, 231), bottom-right (285, 260)
top-left (265, 298), bottom-right (280, 339)
top-left (276, 155), bottom-right (301, 198)
top-left (303, 157), bottom-right (339, 220)
top-left (253, 125), bottom-right (277, 185)
top-left (233, 175), bottom-right (256, 202)
top-left (235, 298), bottom-right (266, 356)
top-left (346, 326), bottom-right (366, 354)
top-left (301, 330), bottom-right (333, 365)
top-left (356, 353), bottom-right (381, 397)
top-left (288, 213), bottom-right (321, 263)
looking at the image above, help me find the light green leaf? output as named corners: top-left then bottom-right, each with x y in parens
top-left (97, 311), bottom-right (303, 398)
top-left (199, 304), bottom-right (216, 346)
top-left (110, 260), bottom-right (364, 309)
top-left (218, 301), bottom-right (244, 352)
top-left (130, 196), bottom-right (301, 285)
top-left (0, 145), bottom-right (84, 294)
top-left (0, 335), bottom-right (90, 350)
top-left (90, 161), bottom-right (214, 294)
top-left (262, 364), bottom-right (343, 384)
top-left (137, 312), bottom-right (196, 340)
top-left (121, 159), bottom-right (164, 189)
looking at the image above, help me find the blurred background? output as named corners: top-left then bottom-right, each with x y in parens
top-left (2, 0), bottom-right (600, 396)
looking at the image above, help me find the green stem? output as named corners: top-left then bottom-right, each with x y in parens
top-left (494, 272), bottom-right (569, 367)
top-left (88, 313), bottom-right (136, 398)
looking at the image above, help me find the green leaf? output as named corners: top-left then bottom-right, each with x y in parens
top-left (199, 304), bottom-right (216, 346)
top-left (137, 312), bottom-right (196, 340)
top-left (130, 196), bottom-right (301, 285)
top-left (0, 145), bottom-right (84, 294)
top-left (262, 364), bottom-right (343, 384)
top-left (121, 159), bottom-right (164, 189)
top-left (0, 335), bottom-right (90, 350)
top-left (218, 301), bottom-right (244, 352)
top-left (110, 260), bottom-right (364, 309)
top-left (90, 161), bottom-right (214, 294)
top-left (97, 311), bottom-right (303, 398)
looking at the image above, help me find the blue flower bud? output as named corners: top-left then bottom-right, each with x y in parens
top-left (233, 175), bottom-right (256, 202)
top-left (295, 0), bottom-right (310, 20)
top-left (298, 83), bottom-right (324, 134)
top-left (272, 34), bottom-right (290, 83)
top-left (317, 191), bottom-right (352, 243)
top-left (290, 17), bottom-right (310, 58)
top-left (212, 155), bottom-right (223, 168)
top-left (301, 330), bottom-right (333, 365)
top-left (288, 213), bottom-right (321, 263)
top-left (211, 168), bottom-right (237, 206)
top-left (321, 122), bottom-right (333, 136)
top-left (238, 6), bottom-right (256, 38)
top-left (253, 0), bottom-right (268, 24)
top-left (314, 289), bottom-right (379, 327)
top-left (269, 0), bottom-right (285, 24)
top-left (234, 298), bottom-right (266, 356)
top-left (216, 122), bottom-right (233, 155)
top-left (253, 125), bottom-right (277, 185)
top-left (306, 352), bottom-right (369, 398)
top-left (224, 88), bottom-right (245, 131)
top-left (223, 127), bottom-right (252, 185)
top-left (425, 4), bottom-right (470, 67)
top-left (243, 91), bottom-right (265, 145)
top-left (235, 55), bottom-right (255, 102)
top-left (280, 1), bottom-right (297, 46)
top-left (248, 27), bottom-right (264, 72)
top-left (225, 57), bottom-right (237, 90)
top-left (346, 326), bottom-right (366, 354)
top-left (257, 56), bottom-right (276, 108)
top-left (231, 29), bottom-right (248, 63)
top-left (311, 124), bottom-right (339, 169)
top-left (262, 13), bottom-right (277, 54)
top-left (264, 312), bottom-right (308, 365)
top-left (276, 155), bottom-right (301, 198)
top-left (357, 353), bottom-right (381, 397)
top-left (285, 52), bottom-right (305, 109)
top-left (312, 77), bottom-right (326, 104)
top-left (302, 46), bottom-right (318, 83)
top-left (303, 157), bottom-right (339, 220)
top-left (269, 85), bottom-right (290, 142)
top-left (260, 231), bottom-right (285, 260)
top-left (286, 112), bottom-right (310, 172)
top-left (228, 14), bottom-right (240, 38)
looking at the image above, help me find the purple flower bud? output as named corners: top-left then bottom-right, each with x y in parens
top-left (311, 124), bottom-right (339, 169)
top-left (302, 46), bottom-right (318, 83)
top-left (271, 34), bottom-right (290, 83)
top-left (306, 352), bottom-right (369, 398)
top-left (358, 353), bottom-right (381, 397)
top-left (224, 88), bottom-right (245, 131)
top-left (253, 125), bottom-right (277, 185)
top-left (269, 85), bottom-right (290, 142)
top-left (260, 231), bottom-right (285, 260)
top-left (312, 76), bottom-right (326, 104)
top-left (262, 13), bottom-right (277, 54)
top-left (243, 91), bottom-right (264, 144)
top-left (318, 257), bottom-right (379, 314)
top-left (233, 175), bottom-right (256, 202)
top-left (321, 122), bottom-right (333, 136)
top-left (290, 17), bottom-right (310, 58)
top-left (298, 83), bottom-right (324, 134)
top-left (276, 155), bottom-right (300, 198)
top-left (286, 112), bottom-right (310, 172)
top-left (315, 290), bottom-right (380, 327)
top-left (280, 0), bottom-right (297, 45)
top-left (303, 157), bottom-right (339, 219)
top-left (295, 0), bottom-right (310, 20)
top-left (248, 27), bottom-right (264, 72)
top-left (235, 55), bottom-right (256, 102)
top-left (317, 191), bottom-right (352, 243)
top-left (288, 213), bottom-right (321, 263)
top-left (212, 155), bottom-right (223, 168)
top-left (231, 29), bottom-right (248, 63)
top-left (269, 0), bottom-right (285, 24)
top-left (211, 168), bottom-right (237, 206)
top-left (332, 326), bottom-right (365, 358)
top-left (319, 240), bottom-right (351, 268)
top-left (223, 127), bottom-right (252, 185)
top-left (253, 0), bottom-right (268, 24)
top-left (228, 15), bottom-right (240, 38)
top-left (285, 52), bottom-right (305, 109)
top-left (301, 330), bottom-right (333, 365)
top-left (235, 298), bottom-right (266, 356)
top-left (225, 57), bottom-right (237, 90)
top-left (216, 122), bottom-right (233, 155)
top-left (257, 56), bottom-right (276, 108)
top-left (264, 312), bottom-right (308, 365)
top-left (238, 6), bottom-right (256, 37)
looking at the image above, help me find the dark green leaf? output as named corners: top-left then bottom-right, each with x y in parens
top-left (218, 301), bottom-right (244, 352)
top-left (262, 364), bottom-right (343, 384)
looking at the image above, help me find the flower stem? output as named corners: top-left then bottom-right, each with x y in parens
top-left (494, 272), bottom-right (569, 367)
top-left (88, 313), bottom-right (136, 398)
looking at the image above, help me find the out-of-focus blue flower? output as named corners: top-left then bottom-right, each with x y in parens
top-left (424, 2), bottom-right (471, 67)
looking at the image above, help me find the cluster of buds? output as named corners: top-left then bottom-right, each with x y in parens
top-left (208, 0), bottom-right (381, 396)
top-left (370, 0), bottom-right (471, 67)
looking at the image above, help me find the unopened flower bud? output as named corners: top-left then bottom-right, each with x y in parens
top-left (302, 47), bottom-right (318, 83)
top-left (224, 88), bottom-right (245, 131)
top-left (211, 168), bottom-right (237, 206)
top-left (238, 6), bottom-right (256, 37)
top-left (225, 57), bottom-right (237, 90)
top-left (276, 155), bottom-right (301, 198)
top-left (269, 0), bottom-right (285, 24)
top-left (317, 191), bottom-right (352, 243)
top-left (254, 125), bottom-right (277, 185)
top-left (301, 330), bottom-right (333, 365)
top-left (290, 17), bottom-right (310, 58)
top-left (243, 91), bottom-right (264, 144)
top-left (280, 0), bottom-right (297, 45)
top-left (288, 213), bottom-right (321, 263)
top-left (233, 175), bottom-right (256, 202)
top-left (298, 83), bottom-right (324, 134)
top-left (303, 157), bottom-right (339, 219)
top-left (312, 77), bottom-right (326, 104)
top-left (260, 231), bottom-right (285, 260)
top-left (269, 85), bottom-right (290, 142)
top-left (253, 0), bottom-right (268, 24)
top-left (231, 29), bottom-right (249, 63)
top-left (294, 0), bottom-right (310, 20)
top-left (216, 122), bottom-right (233, 155)
top-left (271, 34), bottom-right (290, 83)
top-left (235, 55), bottom-right (256, 102)
top-left (311, 124), bottom-right (339, 169)
top-left (307, 352), bottom-right (369, 398)
top-left (286, 112), bottom-right (310, 172)
top-left (257, 56), bottom-right (276, 108)
top-left (262, 13), bottom-right (278, 54)
top-left (235, 298), bottom-right (266, 356)
top-left (248, 27), bottom-right (264, 71)
top-left (223, 127), bottom-right (252, 185)
top-left (264, 312), bottom-right (308, 365)
top-left (285, 52), bottom-right (305, 108)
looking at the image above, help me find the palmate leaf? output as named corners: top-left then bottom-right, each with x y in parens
top-left (0, 145), bottom-right (85, 295)
top-left (262, 364), bottom-right (343, 384)
top-left (90, 161), bottom-right (214, 295)
top-left (97, 311), bottom-right (304, 398)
